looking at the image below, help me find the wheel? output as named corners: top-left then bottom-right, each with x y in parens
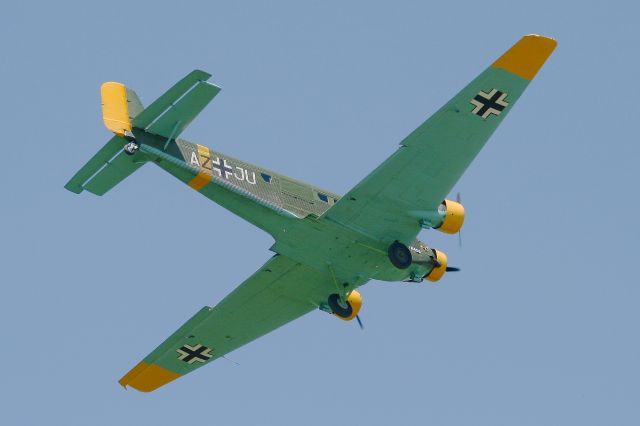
top-left (328, 293), bottom-right (353, 318)
top-left (388, 240), bottom-right (412, 269)
top-left (124, 141), bottom-right (139, 155)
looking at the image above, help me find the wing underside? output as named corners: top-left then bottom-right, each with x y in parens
top-left (119, 254), bottom-right (337, 392)
top-left (324, 35), bottom-right (557, 243)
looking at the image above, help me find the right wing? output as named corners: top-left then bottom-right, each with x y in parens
top-left (119, 254), bottom-right (340, 392)
top-left (324, 35), bottom-right (556, 244)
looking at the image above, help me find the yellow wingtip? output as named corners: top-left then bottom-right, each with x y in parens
top-left (118, 361), bottom-right (181, 393)
top-left (492, 34), bottom-right (557, 81)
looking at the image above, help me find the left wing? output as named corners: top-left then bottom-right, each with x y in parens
top-left (324, 35), bottom-right (556, 243)
top-left (119, 254), bottom-right (337, 392)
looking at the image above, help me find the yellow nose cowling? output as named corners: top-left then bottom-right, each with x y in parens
top-left (426, 250), bottom-right (448, 282)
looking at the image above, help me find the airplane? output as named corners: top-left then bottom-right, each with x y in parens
top-left (65, 34), bottom-right (556, 392)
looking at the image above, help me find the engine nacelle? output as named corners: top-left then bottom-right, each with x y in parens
top-left (436, 199), bottom-right (465, 234)
top-left (425, 250), bottom-right (448, 282)
top-left (418, 199), bottom-right (465, 234)
top-left (328, 290), bottom-right (362, 321)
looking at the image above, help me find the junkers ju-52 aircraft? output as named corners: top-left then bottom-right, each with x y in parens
top-left (66, 35), bottom-right (556, 392)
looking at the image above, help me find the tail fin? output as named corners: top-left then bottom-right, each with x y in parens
top-left (64, 80), bottom-right (146, 195)
top-left (65, 70), bottom-right (219, 196)
top-left (100, 82), bottom-right (144, 137)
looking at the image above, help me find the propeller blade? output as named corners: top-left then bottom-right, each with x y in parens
top-left (356, 315), bottom-right (364, 330)
top-left (446, 266), bottom-right (460, 272)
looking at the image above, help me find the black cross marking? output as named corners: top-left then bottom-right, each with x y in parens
top-left (470, 89), bottom-right (509, 119)
top-left (176, 344), bottom-right (213, 364)
top-left (211, 157), bottom-right (234, 179)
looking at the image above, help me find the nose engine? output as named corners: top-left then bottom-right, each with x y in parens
top-left (424, 249), bottom-right (448, 282)
top-left (388, 241), bottom-right (452, 281)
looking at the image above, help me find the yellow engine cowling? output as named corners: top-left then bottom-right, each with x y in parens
top-left (425, 250), bottom-right (448, 282)
top-left (436, 199), bottom-right (465, 234)
top-left (333, 290), bottom-right (362, 321)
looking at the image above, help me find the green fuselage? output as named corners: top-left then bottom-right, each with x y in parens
top-left (137, 131), bottom-right (435, 288)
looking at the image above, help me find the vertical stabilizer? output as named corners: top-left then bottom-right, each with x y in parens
top-left (100, 82), bottom-right (133, 136)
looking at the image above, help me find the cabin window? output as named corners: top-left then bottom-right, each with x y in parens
top-left (318, 193), bottom-right (329, 203)
top-left (260, 173), bottom-right (272, 183)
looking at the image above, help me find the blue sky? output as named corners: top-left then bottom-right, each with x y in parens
top-left (1, 1), bottom-right (639, 425)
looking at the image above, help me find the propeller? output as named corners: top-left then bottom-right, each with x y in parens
top-left (356, 315), bottom-right (364, 330)
top-left (456, 192), bottom-right (463, 248)
top-left (433, 258), bottom-right (460, 272)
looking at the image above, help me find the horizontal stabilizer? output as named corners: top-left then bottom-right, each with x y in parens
top-left (64, 136), bottom-right (146, 195)
top-left (65, 136), bottom-right (125, 193)
top-left (83, 151), bottom-right (145, 196)
top-left (133, 70), bottom-right (213, 130)
top-left (145, 81), bottom-right (220, 139)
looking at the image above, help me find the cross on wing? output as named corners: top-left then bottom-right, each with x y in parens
top-left (176, 344), bottom-right (213, 364)
top-left (470, 89), bottom-right (509, 119)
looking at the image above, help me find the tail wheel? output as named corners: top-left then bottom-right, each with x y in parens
top-left (388, 240), bottom-right (412, 269)
top-left (124, 141), bottom-right (139, 155)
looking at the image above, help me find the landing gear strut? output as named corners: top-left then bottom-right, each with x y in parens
top-left (388, 240), bottom-right (412, 269)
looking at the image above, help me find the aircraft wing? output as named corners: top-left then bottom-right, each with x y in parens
top-left (119, 254), bottom-right (336, 392)
top-left (324, 35), bottom-right (556, 243)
